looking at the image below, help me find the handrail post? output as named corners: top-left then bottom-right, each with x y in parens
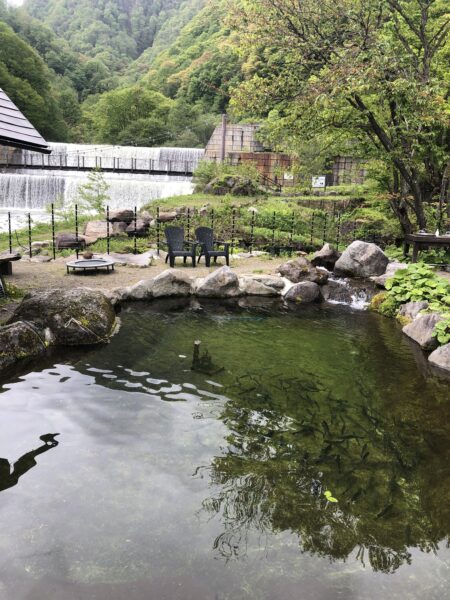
top-left (106, 205), bottom-right (110, 255)
top-left (28, 213), bottom-right (32, 258)
top-left (133, 206), bottom-right (137, 255)
top-left (51, 203), bottom-right (56, 260)
top-left (156, 206), bottom-right (160, 256)
top-left (8, 212), bottom-right (12, 254)
top-left (75, 204), bottom-right (79, 259)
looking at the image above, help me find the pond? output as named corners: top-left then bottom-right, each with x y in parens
top-left (0, 299), bottom-right (449, 600)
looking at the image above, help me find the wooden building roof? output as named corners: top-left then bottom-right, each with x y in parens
top-left (0, 88), bottom-right (51, 154)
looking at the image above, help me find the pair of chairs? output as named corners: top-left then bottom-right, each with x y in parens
top-left (165, 226), bottom-right (230, 268)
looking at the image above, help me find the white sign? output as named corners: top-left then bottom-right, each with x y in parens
top-left (312, 176), bottom-right (326, 188)
top-left (284, 172), bottom-right (294, 181)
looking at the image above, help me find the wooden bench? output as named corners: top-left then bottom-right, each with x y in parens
top-left (404, 234), bottom-right (450, 263)
top-left (0, 253), bottom-right (21, 276)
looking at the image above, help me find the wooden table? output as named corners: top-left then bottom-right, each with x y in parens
top-left (404, 233), bottom-right (450, 263)
top-left (0, 253), bottom-right (21, 276)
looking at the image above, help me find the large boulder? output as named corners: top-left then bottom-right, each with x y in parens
top-left (334, 241), bottom-right (389, 278)
top-left (8, 288), bottom-right (116, 346)
top-left (0, 321), bottom-right (46, 374)
top-left (402, 313), bottom-right (442, 351)
top-left (157, 212), bottom-right (178, 223)
top-left (239, 275), bottom-right (284, 296)
top-left (127, 278), bottom-right (154, 300)
top-left (152, 270), bottom-right (193, 298)
top-left (311, 244), bottom-right (341, 270)
top-left (56, 233), bottom-right (86, 250)
top-left (428, 344), bottom-right (450, 373)
top-left (284, 281), bottom-right (321, 303)
top-left (83, 220), bottom-right (115, 244)
top-left (108, 209), bottom-right (134, 224)
top-left (277, 258), bottom-right (328, 285)
top-left (126, 219), bottom-right (150, 237)
top-left (194, 266), bottom-right (242, 298)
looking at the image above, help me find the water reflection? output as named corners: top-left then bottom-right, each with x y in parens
top-left (203, 369), bottom-right (450, 573)
top-left (0, 434), bottom-right (60, 493)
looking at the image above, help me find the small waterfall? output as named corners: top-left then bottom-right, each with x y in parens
top-left (0, 143), bottom-right (205, 230)
top-left (324, 276), bottom-right (372, 310)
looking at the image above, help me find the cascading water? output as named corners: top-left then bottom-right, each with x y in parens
top-left (0, 143), bottom-right (205, 230)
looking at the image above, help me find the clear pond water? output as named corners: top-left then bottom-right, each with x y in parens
top-left (0, 299), bottom-right (449, 600)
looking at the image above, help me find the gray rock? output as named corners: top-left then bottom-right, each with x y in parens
top-left (8, 288), bottom-right (116, 346)
top-left (83, 220), bottom-right (109, 244)
top-left (311, 243), bottom-right (341, 270)
top-left (398, 301), bottom-right (429, 321)
top-left (284, 281), bottom-right (321, 303)
top-left (0, 321), bottom-right (46, 374)
top-left (98, 251), bottom-right (155, 268)
top-left (128, 279), bottom-right (154, 300)
top-left (194, 266), bottom-right (242, 298)
top-left (402, 313), bottom-right (442, 351)
top-left (158, 211), bottom-right (178, 223)
top-left (99, 251), bottom-right (155, 268)
top-left (109, 209), bottom-right (134, 223)
top-left (152, 270), bottom-right (193, 298)
top-left (112, 221), bottom-right (128, 235)
top-left (334, 241), bottom-right (389, 277)
top-left (239, 276), bottom-right (283, 296)
top-left (371, 261), bottom-right (408, 288)
top-left (56, 233), bottom-right (86, 250)
top-left (126, 218), bottom-right (150, 236)
top-left (277, 258), bottom-right (328, 285)
top-left (321, 279), bottom-right (354, 304)
top-left (428, 344), bottom-right (450, 373)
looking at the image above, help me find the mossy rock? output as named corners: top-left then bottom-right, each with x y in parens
top-left (0, 321), bottom-right (46, 375)
top-left (7, 288), bottom-right (116, 346)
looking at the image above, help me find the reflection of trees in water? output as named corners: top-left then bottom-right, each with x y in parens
top-left (201, 371), bottom-right (449, 573)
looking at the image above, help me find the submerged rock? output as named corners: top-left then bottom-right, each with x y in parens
top-left (311, 243), bottom-right (341, 270)
top-left (194, 266), bottom-right (242, 298)
top-left (0, 321), bottom-right (46, 374)
top-left (277, 258), bottom-right (328, 285)
top-left (284, 281), bottom-right (321, 303)
top-left (428, 344), bottom-right (450, 373)
top-left (152, 270), bottom-right (193, 297)
top-left (402, 313), bottom-right (442, 351)
top-left (334, 241), bottom-right (388, 278)
top-left (8, 288), bottom-right (116, 346)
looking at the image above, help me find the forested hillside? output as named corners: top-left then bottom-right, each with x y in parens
top-left (24, 0), bottom-right (191, 70)
top-left (0, 0), bottom-right (231, 145)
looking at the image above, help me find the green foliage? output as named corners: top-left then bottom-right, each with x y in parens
top-left (0, 20), bottom-right (68, 140)
top-left (434, 317), bottom-right (450, 345)
top-left (193, 160), bottom-right (263, 194)
top-left (76, 168), bottom-right (110, 213)
top-left (84, 85), bottom-right (173, 145)
top-left (232, 0), bottom-right (450, 232)
top-left (385, 264), bottom-right (450, 312)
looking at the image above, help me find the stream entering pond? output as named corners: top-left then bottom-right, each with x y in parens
top-left (0, 300), bottom-right (449, 599)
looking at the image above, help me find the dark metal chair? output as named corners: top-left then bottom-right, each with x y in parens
top-left (195, 227), bottom-right (230, 267)
top-left (165, 226), bottom-right (197, 268)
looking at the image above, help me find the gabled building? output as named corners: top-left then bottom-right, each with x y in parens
top-left (0, 87), bottom-right (51, 161)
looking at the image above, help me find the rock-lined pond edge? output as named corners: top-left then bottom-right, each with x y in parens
top-left (1, 241), bottom-right (450, 379)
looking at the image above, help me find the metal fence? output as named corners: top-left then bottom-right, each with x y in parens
top-left (1, 203), bottom-right (398, 261)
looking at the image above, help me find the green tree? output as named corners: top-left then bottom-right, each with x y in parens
top-left (77, 167), bottom-right (110, 214)
top-left (231, 0), bottom-right (450, 233)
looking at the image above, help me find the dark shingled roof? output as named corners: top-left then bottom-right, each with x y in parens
top-left (0, 87), bottom-right (51, 154)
